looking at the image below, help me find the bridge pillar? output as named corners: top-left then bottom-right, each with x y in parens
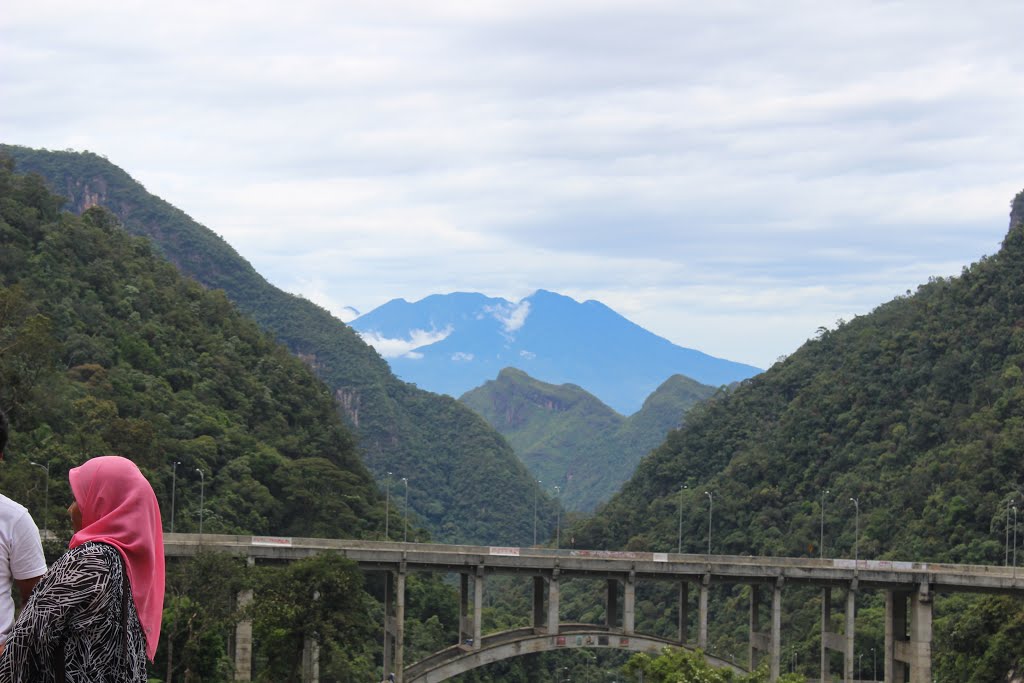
top-left (771, 578), bottom-right (782, 682)
top-left (624, 571), bottom-right (636, 635)
top-left (459, 574), bottom-right (470, 645)
top-left (820, 583), bottom-right (856, 683)
top-left (748, 580), bottom-right (782, 680)
top-left (677, 581), bottom-right (689, 645)
top-left (844, 586), bottom-right (855, 683)
top-left (301, 635), bottom-right (319, 683)
top-left (547, 569), bottom-right (560, 635)
top-left (234, 586), bottom-right (254, 681)
top-left (395, 568), bottom-right (406, 683)
top-left (533, 576), bottom-right (545, 630)
top-left (698, 573), bottom-right (710, 649)
top-left (820, 588), bottom-right (829, 682)
top-left (383, 572), bottom-right (394, 682)
top-left (886, 583), bottom-right (932, 683)
top-left (473, 566), bottom-right (484, 649)
top-left (749, 585), bottom-right (763, 670)
top-left (910, 583), bottom-right (933, 683)
top-left (606, 579), bottom-right (619, 630)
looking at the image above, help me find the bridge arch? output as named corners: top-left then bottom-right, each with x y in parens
top-left (403, 627), bottom-right (743, 683)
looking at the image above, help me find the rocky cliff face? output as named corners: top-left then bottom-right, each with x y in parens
top-left (1012, 188), bottom-right (1024, 229)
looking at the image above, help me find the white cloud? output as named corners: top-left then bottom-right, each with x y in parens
top-left (2, 1), bottom-right (1023, 368)
top-left (451, 352), bottom-right (474, 362)
top-left (520, 350), bottom-right (536, 360)
top-left (485, 301), bottom-right (532, 335)
top-left (357, 326), bottom-right (452, 358)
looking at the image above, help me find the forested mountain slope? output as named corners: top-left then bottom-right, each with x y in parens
top-left (0, 157), bottom-right (380, 540)
top-left (0, 144), bottom-right (557, 546)
top-left (572, 188), bottom-right (1024, 679)
top-left (0, 159), bottom-right (506, 683)
top-left (461, 368), bottom-right (716, 511)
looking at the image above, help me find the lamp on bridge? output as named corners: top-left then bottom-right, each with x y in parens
top-left (196, 467), bottom-right (205, 535)
top-left (534, 479), bottom-right (541, 546)
top-left (820, 488), bottom-right (830, 559)
top-left (170, 461), bottom-right (181, 533)
top-left (554, 485), bottom-right (562, 549)
top-left (1007, 501), bottom-right (1015, 577)
top-left (402, 477), bottom-right (409, 542)
top-left (385, 471), bottom-right (392, 540)
top-left (704, 491), bottom-right (713, 556)
top-left (677, 484), bottom-right (687, 554)
top-left (849, 497), bottom-right (860, 566)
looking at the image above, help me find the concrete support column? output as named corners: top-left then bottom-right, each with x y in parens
top-left (678, 581), bottom-right (689, 646)
top-left (533, 576), bottom-right (545, 630)
top-left (383, 572), bottom-right (394, 682)
top-left (459, 574), bottom-right (470, 645)
top-left (844, 587), bottom-right (856, 683)
top-left (395, 569), bottom-right (406, 683)
top-left (623, 572), bottom-right (636, 636)
top-left (749, 585), bottom-right (761, 670)
top-left (547, 570), bottom-right (560, 635)
top-left (909, 583), bottom-right (933, 683)
top-left (820, 588), bottom-right (831, 683)
top-left (885, 589), bottom-right (909, 683)
top-left (698, 574), bottom-right (710, 649)
top-left (606, 579), bottom-right (619, 630)
top-left (820, 582), bottom-right (856, 683)
top-left (234, 587), bottom-right (254, 681)
top-left (771, 579), bottom-right (782, 682)
top-left (472, 567), bottom-right (484, 649)
top-left (301, 636), bottom-right (320, 683)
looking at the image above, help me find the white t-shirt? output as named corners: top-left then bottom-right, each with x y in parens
top-left (0, 494), bottom-right (47, 643)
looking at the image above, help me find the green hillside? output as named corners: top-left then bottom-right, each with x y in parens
top-left (0, 157), bottom-right (512, 682)
top-left (570, 189), bottom-right (1024, 679)
top-left (0, 157), bottom-right (380, 539)
top-left (0, 144), bottom-right (558, 547)
top-left (461, 368), bottom-right (716, 511)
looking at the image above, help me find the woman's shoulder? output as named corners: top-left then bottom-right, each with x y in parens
top-left (51, 541), bottom-right (123, 578)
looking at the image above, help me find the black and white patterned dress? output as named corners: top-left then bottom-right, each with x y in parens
top-left (0, 541), bottom-right (148, 682)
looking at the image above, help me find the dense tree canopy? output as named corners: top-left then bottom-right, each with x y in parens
top-left (1, 144), bottom-right (557, 547)
top-left (570, 194), bottom-right (1024, 678)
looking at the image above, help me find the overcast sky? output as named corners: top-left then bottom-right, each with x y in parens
top-left (3, 1), bottom-right (1023, 368)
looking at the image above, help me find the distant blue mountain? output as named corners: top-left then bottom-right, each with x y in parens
top-left (349, 290), bottom-right (762, 414)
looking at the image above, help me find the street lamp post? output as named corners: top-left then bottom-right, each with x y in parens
top-left (677, 485), bottom-right (687, 553)
top-left (1007, 501), bottom-right (1015, 577)
top-left (170, 461), bottom-right (181, 533)
top-left (820, 489), bottom-right (829, 558)
top-left (402, 477), bottom-right (409, 542)
top-left (858, 653), bottom-right (863, 680)
top-left (385, 471), bottom-right (392, 540)
top-left (534, 480), bottom-right (542, 546)
top-left (554, 486), bottom-right (562, 549)
top-left (29, 461), bottom-right (49, 537)
top-left (1007, 500), bottom-right (1012, 566)
top-left (850, 497), bottom-right (860, 566)
top-left (704, 491), bottom-right (713, 556)
top-left (196, 468), bottom-right (205, 535)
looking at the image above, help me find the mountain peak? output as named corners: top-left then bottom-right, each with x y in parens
top-left (351, 290), bottom-right (760, 414)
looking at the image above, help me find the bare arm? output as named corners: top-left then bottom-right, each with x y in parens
top-left (14, 575), bottom-right (42, 604)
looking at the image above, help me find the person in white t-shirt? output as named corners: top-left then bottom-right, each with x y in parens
top-left (0, 408), bottom-right (46, 647)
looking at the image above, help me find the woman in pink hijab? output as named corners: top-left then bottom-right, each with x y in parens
top-left (0, 456), bottom-right (165, 682)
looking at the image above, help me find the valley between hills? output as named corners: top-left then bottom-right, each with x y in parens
top-left (2, 144), bottom-right (1023, 680)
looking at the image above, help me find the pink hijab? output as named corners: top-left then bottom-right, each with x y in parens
top-left (68, 456), bottom-right (165, 661)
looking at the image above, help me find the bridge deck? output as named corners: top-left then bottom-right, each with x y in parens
top-left (163, 533), bottom-right (1024, 594)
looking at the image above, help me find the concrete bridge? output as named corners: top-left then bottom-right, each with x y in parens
top-left (163, 533), bottom-right (1024, 683)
